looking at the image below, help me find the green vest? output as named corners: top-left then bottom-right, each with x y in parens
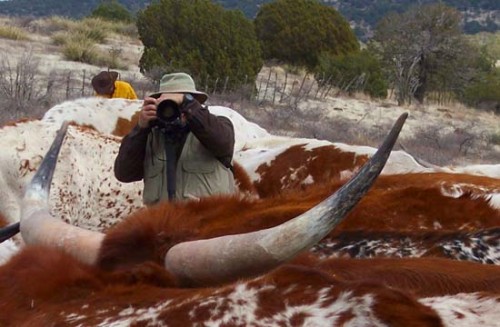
top-left (142, 128), bottom-right (236, 205)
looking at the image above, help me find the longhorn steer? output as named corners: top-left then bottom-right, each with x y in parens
top-left (0, 114), bottom-right (427, 326)
top-left (0, 120), bottom-right (144, 229)
top-left (2, 122), bottom-right (500, 265)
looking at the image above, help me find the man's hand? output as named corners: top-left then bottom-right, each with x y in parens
top-left (138, 97), bottom-right (158, 129)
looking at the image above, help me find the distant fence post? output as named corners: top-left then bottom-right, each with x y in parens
top-left (272, 72), bottom-right (278, 104)
top-left (242, 74), bottom-right (248, 101)
top-left (256, 75), bottom-right (264, 102)
top-left (294, 74), bottom-right (307, 106)
top-left (212, 77), bottom-right (219, 94)
top-left (204, 74), bottom-right (210, 94)
top-left (261, 68), bottom-right (272, 103)
top-left (82, 69), bottom-right (86, 96)
top-left (280, 72), bottom-right (288, 103)
top-left (222, 76), bottom-right (229, 94)
top-left (65, 71), bottom-right (71, 99)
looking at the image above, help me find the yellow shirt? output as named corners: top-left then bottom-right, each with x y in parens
top-left (96, 80), bottom-right (138, 100)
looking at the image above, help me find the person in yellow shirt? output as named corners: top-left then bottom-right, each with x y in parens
top-left (91, 71), bottom-right (138, 100)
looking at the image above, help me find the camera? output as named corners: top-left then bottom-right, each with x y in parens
top-left (154, 94), bottom-right (195, 131)
top-left (156, 99), bottom-right (180, 124)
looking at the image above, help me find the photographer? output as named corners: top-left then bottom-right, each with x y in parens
top-left (114, 72), bottom-right (236, 204)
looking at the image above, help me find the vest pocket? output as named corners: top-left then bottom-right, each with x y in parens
top-left (180, 160), bottom-right (217, 198)
top-left (143, 159), bottom-right (165, 205)
top-left (182, 160), bottom-right (216, 174)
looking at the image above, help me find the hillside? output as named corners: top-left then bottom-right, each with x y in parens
top-left (0, 0), bottom-right (498, 40)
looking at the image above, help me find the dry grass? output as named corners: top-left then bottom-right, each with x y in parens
top-left (3, 15), bottom-right (137, 70)
top-left (61, 38), bottom-right (102, 64)
top-left (51, 29), bottom-right (126, 68)
top-left (27, 16), bottom-right (135, 40)
top-left (0, 25), bottom-right (30, 41)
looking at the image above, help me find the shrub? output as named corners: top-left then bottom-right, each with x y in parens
top-left (490, 132), bottom-right (500, 145)
top-left (0, 25), bottom-right (30, 41)
top-left (0, 50), bottom-right (51, 123)
top-left (89, 0), bottom-right (134, 23)
top-left (51, 22), bottom-right (107, 47)
top-left (41, 15), bottom-right (134, 39)
top-left (62, 38), bottom-right (101, 64)
top-left (314, 50), bottom-right (388, 98)
top-left (75, 18), bottom-right (110, 43)
top-left (462, 68), bottom-right (500, 113)
top-left (254, 0), bottom-right (359, 70)
top-left (61, 39), bottom-right (126, 69)
top-left (45, 16), bottom-right (79, 31)
top-left (137, 0), bottom-right (262, 90)
top-left (49, 17), bottom-right (128, 68)
top-left (465, 32), bottom-right (500, 63)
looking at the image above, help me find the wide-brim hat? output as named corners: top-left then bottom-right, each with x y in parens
top-left (149, 72), bottom-right (208, 104)
top-left (92, 71), bottom-right (119, 95)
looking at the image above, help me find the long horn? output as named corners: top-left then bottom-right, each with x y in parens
top-left (165, 113), bottom-right (409, 286)
top-left (21, 122), bottom-right (104, 265)
top-left (0, 222), bottom-right (19, 243)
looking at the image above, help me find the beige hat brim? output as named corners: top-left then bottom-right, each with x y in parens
top-left (149, 90), bottom-right (208, 104)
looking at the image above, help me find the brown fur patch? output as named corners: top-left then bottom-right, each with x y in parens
top-left (233, 161), bottom-right (258, 195)
top-left (345, 173), bottom-right (500, 233)
top-left (0, 117), bottom-right (39, 128)
top-left (0, 213), bottom-right (7, 228)
top-left (254, 144), bottom-right (369, 197)
top-left (112, 110), bottom-right (140, 136)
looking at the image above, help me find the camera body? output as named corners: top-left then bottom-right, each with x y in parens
top-left (156, 99), bottom-right (180, 125)
top-left (154, 93), bottom-right (195, 132)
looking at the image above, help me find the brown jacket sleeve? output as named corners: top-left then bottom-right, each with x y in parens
top-left (183, 101), bottom-right (235, 168)
top-left (114, 125), bottom-right (150, 182)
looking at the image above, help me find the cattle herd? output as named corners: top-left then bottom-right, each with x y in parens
top-left (0, 97), bottom-right (499, 326)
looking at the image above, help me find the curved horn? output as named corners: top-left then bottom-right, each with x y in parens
top-left (165, 113), bottom-right (409, 286)
top-left (21, 122), bottom-right (104, 265)
top-left (0, 222), bottom-right (19, 243)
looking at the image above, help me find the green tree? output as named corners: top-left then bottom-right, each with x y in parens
top-left (458, 47), bottom-right (499, 112)
top-left (90, 0), bottom-right (134, 22)
top-left (372, 3), bottom-right (475, 105)
top-left (315, 50), bottom-right (388, 98)
top-left (462, 68), bottom-right (500, 112)
top-left (137, 0), bottom-right (262, 91)
top-left (254, 0), bottom-right (359, 70)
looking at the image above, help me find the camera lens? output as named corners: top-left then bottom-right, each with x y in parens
top-left (157, 100), bottom-right (179, 122)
